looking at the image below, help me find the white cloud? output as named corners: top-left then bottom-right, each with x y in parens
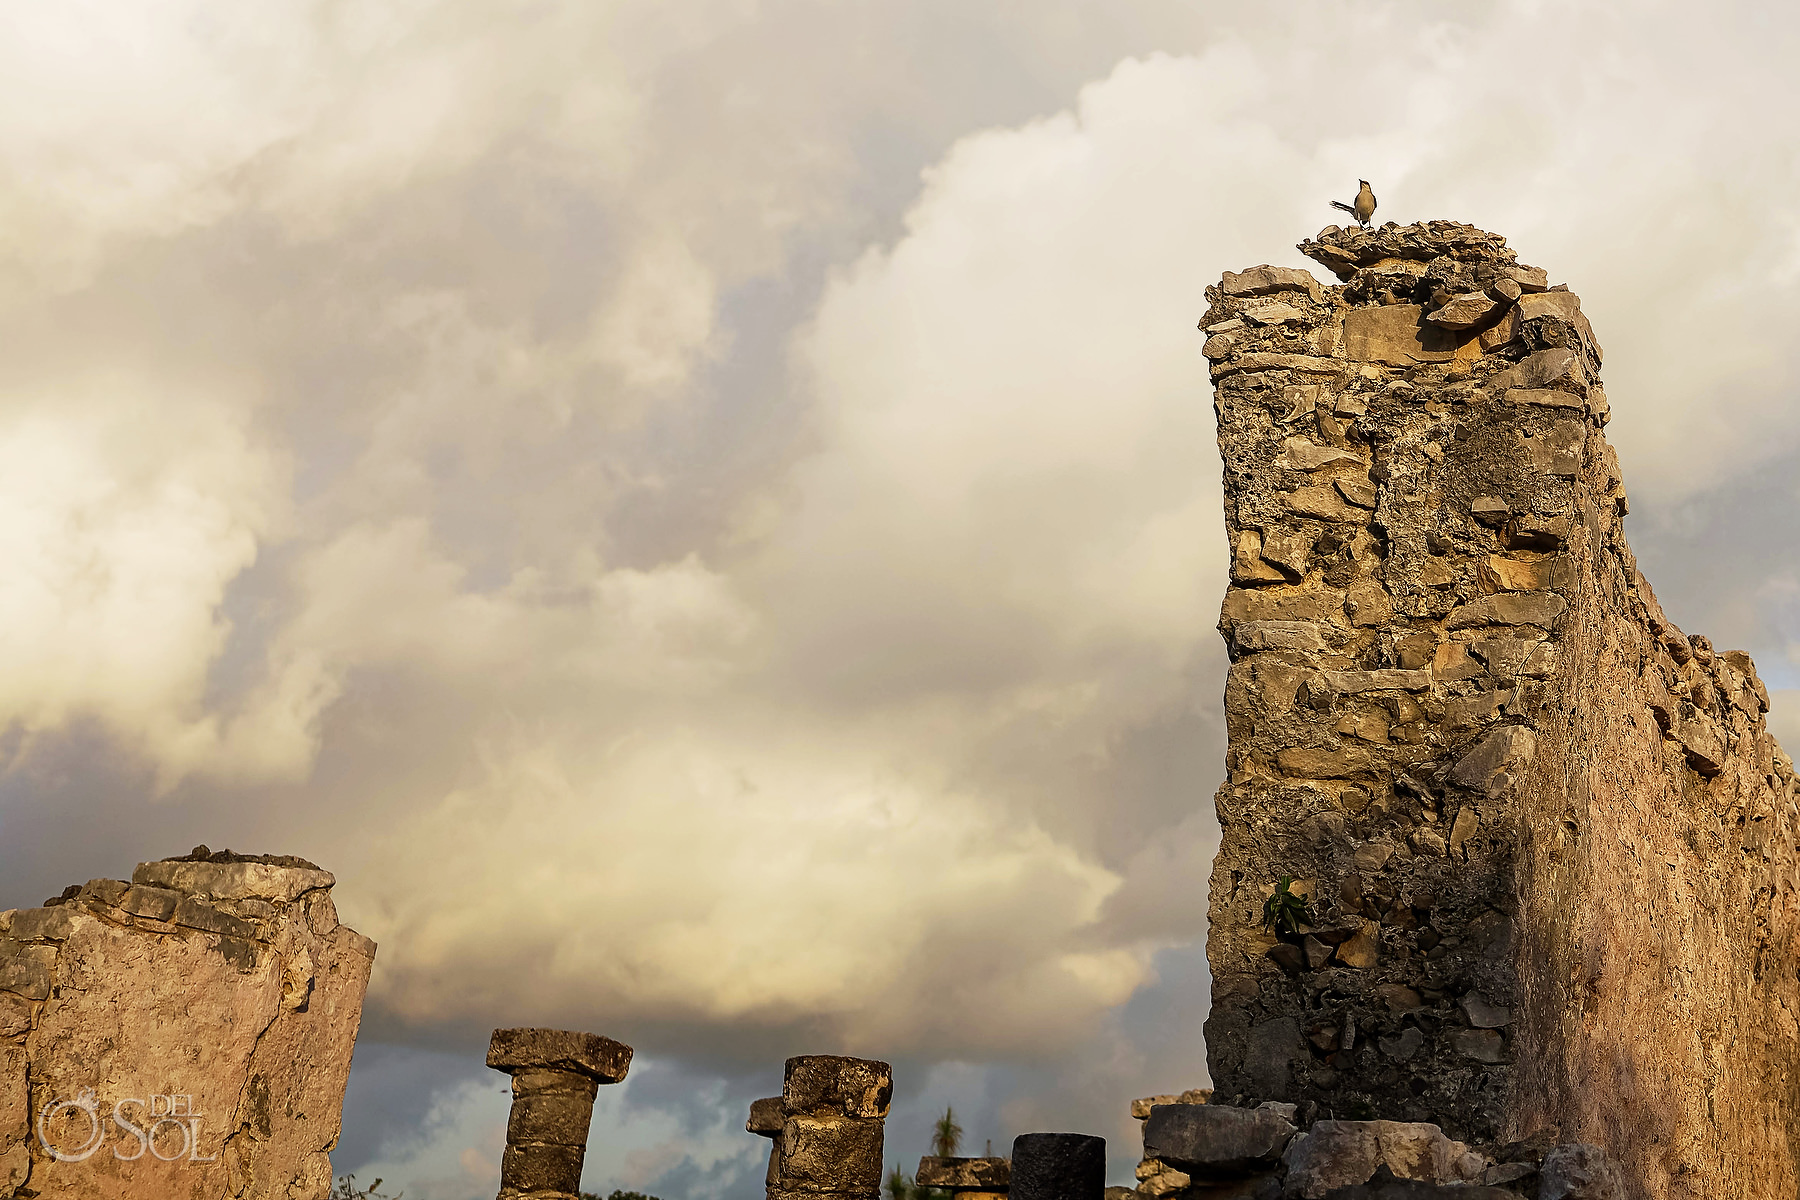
top-left (6, 4), bottom-right (1800, 1195)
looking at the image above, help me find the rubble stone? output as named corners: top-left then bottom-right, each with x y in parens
top-left (1278, 1121), bottom-right (1481, 1198)
top-left (1142, 1105), bottom-right (1296, 1178)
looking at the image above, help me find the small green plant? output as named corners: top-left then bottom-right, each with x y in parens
top-left (1262, 875), bottom-right (1311, 936)
top-left (931, 1106), bottom-right (963, 1158)
top-left (329, 1176), bottom-right (402, 1200)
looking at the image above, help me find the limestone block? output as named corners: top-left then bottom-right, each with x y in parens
top-left (487, 1028), bottom-right (633, 1083)
top-left (1484, 347), bottom-right (1585, 394)
top-left (1141, 1105), bottom-right (1295, 1178)
top-left (1446, 726), bottom-right (1536, 797)
top-left (1131, 1096), bottom-right (1182, 1120)
top-left (1476, 554), bottom-right (1568, 594)
top-left (748, 1096), bottom-right (785, 1137)
top-left (1235, 622), bottom-right (1329, 655)
top-left (1424, 291), bottom-right (1500, 330)
top-left (1234, 532), bottom-right (1290, 584)
top-left (1340, 306), bottom-right (1459, 365)
top-left (782, 1055), bottom-right (892, 1119)
top-left (131, 859), bottom-right (335, 903)
top-left (0, 943), bottom-right (55, 1001)
top-left (1222, 266), bottom-right (1323, 303)
top-left (1279, 1121), bottom-right (1480, 1198)
top-left (0, 995), bottom-right (29, 1040)
top-left (1276, 748), bottom-right (1372, 780)
top-left (1476, 307), bottom-right (1523, 351)
top-left (1444, 592), bottom-right (1566, 630)
top-left (1322, 669), bottom-right (1429, 694)
top-left (779, 1115), bottom-right (885, 1193)
top-left (1259, 529), bottom-right (1314, 578)
top-left (1286, 486), bottom-right (1360, 523)
top-left (915, 1156), bottom-right (1011, 1190)
top-left (1343, 581), bottom-right (1395, 627)
top-left (1334, 920), bottom-right (1379, 969)
top-left (1458, 995), bottom-right (1512, 1028)
top-left (1277, 440), bottom-right (1364, 472)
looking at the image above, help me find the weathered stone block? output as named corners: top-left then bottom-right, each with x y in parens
top-left (1011, 1133), bottom-right (1104, 1200)
top-left (1340, 307), bottom-right (1457, 365)
top-left (1223, 266), bottom-right (1324, 303)
top-left (749, 1095), bottom-right (785, 1137)
top-left (916, 1156), bottom-right (1011, 1189)
top-left (506, 1090), bottom-right (597, 1146)
top-left (132, 858), bottom-right (335, 903)
top-left (1142, 1105), bottom-right (1295, 1178)
top-left (782, 1055), bottom-right (892, 1119)
top-left (1280, 1122), bottom-right (1480, 1198)
top-left (500, 1141), bottom-right (585, 1193)
top-left (780, 1115), bottom-right (885, 1193)
top-left (488, 1028), bottom-right (633, 1083)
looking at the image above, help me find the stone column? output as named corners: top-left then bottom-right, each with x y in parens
top-left (1009, 1134), bottom-right (1102, 1200)
top-left (487, 1028), bottom-right (633, 1200)
top-left (768, 1055), bottom-right (890, 1200)
top-left (915, 1153), bottom-right (1010, 1200)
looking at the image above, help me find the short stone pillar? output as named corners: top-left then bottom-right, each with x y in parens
top-left (768, 1055), bottom-right (891, 1200)
top-left (747, 1095), bottom-right (785, 1188)
top-left (487, 1028), bottom-right (633, 1200)
top-left (916, 1154), bottom-right (1010, 1200)
top-left (1010, 1134), bottom-right (1103, 1200)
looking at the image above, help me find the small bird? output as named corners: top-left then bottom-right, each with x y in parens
top-left (1330, 180), bottom-right (1377, 228)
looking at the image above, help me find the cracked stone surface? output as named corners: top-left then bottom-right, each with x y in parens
top-left (1199, 221), bottom-right (1800, 1200)
top-left (0, 851), bottom-right (374, 1200)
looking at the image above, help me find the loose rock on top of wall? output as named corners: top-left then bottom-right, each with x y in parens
top-left (0, 849), bottom-right (375, 1200)
top-left (1200, 221), bottom-right (1800, 1200)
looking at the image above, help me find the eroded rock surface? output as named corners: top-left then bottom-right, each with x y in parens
top-left (1200, 221), bottom-right (1800, 1200)
top-left (0, 849), bottom-right (374, 1200)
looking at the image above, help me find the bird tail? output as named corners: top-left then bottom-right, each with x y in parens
top-left (1329, 200), bottom-right (1357, 215)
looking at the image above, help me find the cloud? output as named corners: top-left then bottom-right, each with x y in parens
top-left (5, 3), bottom-right (1800, 1196)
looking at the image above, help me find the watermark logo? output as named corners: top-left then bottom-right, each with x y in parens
top-left (36, 1089), bottom-right (219, 1163)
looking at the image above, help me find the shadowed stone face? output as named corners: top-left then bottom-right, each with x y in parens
top-left (1199, 220), bottom-right (1800, 1200)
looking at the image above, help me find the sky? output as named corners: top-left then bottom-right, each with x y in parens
top-left (2, 2), bottom-right (1799, 1196)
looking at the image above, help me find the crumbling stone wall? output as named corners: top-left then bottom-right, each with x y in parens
top-left (1200, 221), bottom-right (1800, 1199)
top-left (0, 850), bottom-right (374, 1199)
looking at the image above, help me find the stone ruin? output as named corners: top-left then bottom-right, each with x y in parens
top-left (0, 849), bottom-right (374, 1200)
top-left (1181, 219), bottom-right (1800, 1198)
top-left (750, 1055), bottom-right (893, 1200)
top-left (7, 220), bottom-right (1797, 1200)
top-left (488, 1027), bottom-right (632, 1200)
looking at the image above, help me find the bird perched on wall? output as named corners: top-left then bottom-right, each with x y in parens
top-left (1330, 180), bottom-right (1377, 228)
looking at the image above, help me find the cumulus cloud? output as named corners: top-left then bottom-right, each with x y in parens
top-left (5, 2), bottom-right (1800, 1196)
